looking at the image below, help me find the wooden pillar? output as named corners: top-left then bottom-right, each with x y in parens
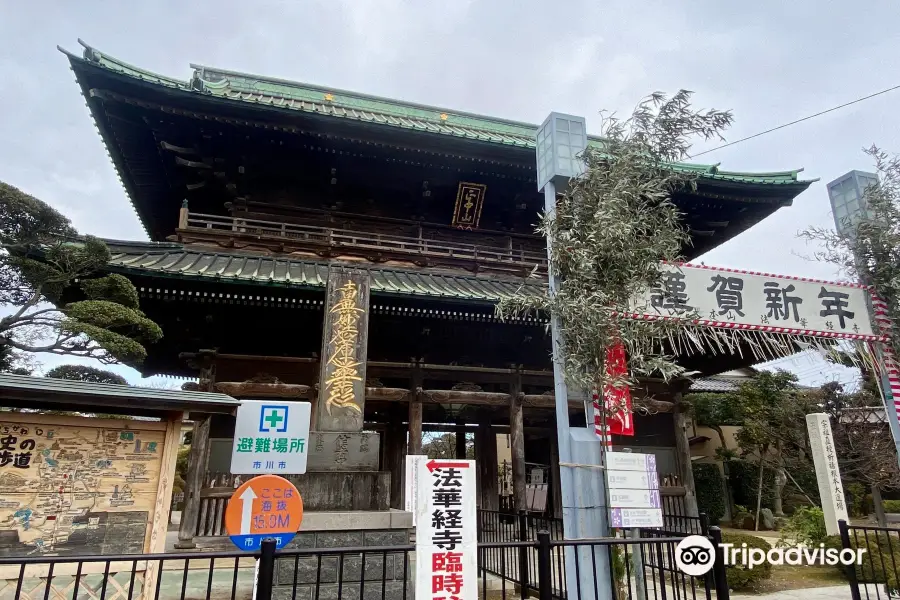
top-left (455, 426), bottom-right (467, 459)
top-left (383, 420), bottom-right (407, 509)
top-left (316, 267), bottom-right (371, 432)
top-left (549, 433), bottom-right (562, 519)
top-left (178, 199), bottom-right (189, 229)
top-left (673, 389), bottom-right (700, 518)
top-left (475, 421), bottom-right (499, 511)
top-left (509, 372), bottom-right (527, 513)
top-left (175, 414), bottom-right (211, 549)
top-left (408, 362), bottom-right (424, 456)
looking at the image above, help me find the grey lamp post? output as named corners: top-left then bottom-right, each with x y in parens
top-left (536, 113), bottom-right (612, 599)
top-left (826, 171), bottom-right (900, 473)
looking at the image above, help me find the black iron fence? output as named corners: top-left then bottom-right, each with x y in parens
top-left (841, 520), bottom-right (900, 600)
top-left (0, 529), bottom-right (730, 600)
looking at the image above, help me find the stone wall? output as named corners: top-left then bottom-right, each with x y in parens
top-left (274, 528), bottom-right (411, 600)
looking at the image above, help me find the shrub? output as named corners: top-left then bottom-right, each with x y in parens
top-left (824, 534), bottom-right (900, 591)
top-left (847, 483), bottom-right (868, 517)
top-left (727, 460), bottom-right (774, 510)
top-left (778, 506), bottom-right (828, 547)
top-left (693, 463), bottom-right (727, 524)
top-left (884, 499), bottom-right (900, 513)
top-left (721, 532), bottom-right (773, 590)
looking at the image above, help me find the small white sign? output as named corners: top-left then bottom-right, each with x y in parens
top-left (607, 451), bottom-right (657, 472)
top-left (806, 413), bottom-right (849, 535)
top-left (230, 400), bottom-right (311, 474)
top-left (416, 459), bottom-right (477, 600)
top-left (610, 508), bottom-right (664, 528)
top-left (609, 488), bottom-right (661, 509)
top-left (404, 455), bottom-right (427, 526)
top-left (606, 469), bottom-right (659, 490)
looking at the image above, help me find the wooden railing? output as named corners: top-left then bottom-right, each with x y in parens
top-left (194, 485), bottom-right (233, 538)
top-left (181, 212), bottom-right (548, 271)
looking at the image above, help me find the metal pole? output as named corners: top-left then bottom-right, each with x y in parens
top-left (536, 530), bottom-right (553, 600)
top-left (709, 527), bottom-right (730, 600)
top-left (543, 181), bottom-right (611, 599)
top-left (255, 539), bottom-right (277, 600)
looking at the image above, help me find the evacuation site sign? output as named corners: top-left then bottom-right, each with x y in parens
top-left (231, 400), bottom-right (311, 474)
top-left (224, 475), bottom-right (304, 551)
top-left (415, 458), bottom-right (476, 600)
top-left (606, 451), bottom-right (663, 528)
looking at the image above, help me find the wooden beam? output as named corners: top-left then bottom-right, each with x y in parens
top-left (214, 381), bottom-right (310, 398)
top-left (422, 390), bottom-right (510, 405)
top-left (366, 387), bottom-right (410, 401)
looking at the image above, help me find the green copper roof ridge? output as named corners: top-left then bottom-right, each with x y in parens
top-left (70, 39), bottom-right (189, 89)
top-left (63, 40), bottom-right (816, 186)
top-left (190, 63), bottom-right (539, 138)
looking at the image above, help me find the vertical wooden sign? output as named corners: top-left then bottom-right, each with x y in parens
top-left (317, 268), bottom-right (371, 432)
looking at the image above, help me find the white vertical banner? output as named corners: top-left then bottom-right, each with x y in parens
top-left (415, 458), bottom-right (477, 600)
top-left (404, 454), bottom-right (427, 526)
top-left (806, 413), bottom-right (849, 535)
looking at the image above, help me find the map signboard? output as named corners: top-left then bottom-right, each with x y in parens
top-left (231, 400), bottom-right (311, 475)
top-left (0, 415), bottom-right (169, 557)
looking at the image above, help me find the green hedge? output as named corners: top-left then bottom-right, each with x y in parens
top-left (693, 463), bottom-right (727, 524)
top-left (884, 499), bottom-right (900, 513)
top-left (721, 532), bottom-right (773, 590)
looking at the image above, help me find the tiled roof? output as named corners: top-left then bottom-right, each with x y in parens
top-left (62, 40), bottom-right (812, 188)
top-left (688, 377), bottom-right (744, 392)
top-left (106, 241), bottom-right (544, 303)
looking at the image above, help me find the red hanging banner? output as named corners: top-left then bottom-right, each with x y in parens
top-left (593, 342), bottom-right (634, 441)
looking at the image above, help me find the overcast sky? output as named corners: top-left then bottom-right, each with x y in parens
top-left (1, 0), bottom-right (898, 386)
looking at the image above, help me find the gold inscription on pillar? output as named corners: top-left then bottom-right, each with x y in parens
top-left (324, 281), bottom-right (364, 416)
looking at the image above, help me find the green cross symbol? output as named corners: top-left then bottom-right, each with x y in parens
top-left (264, 411), bottom-right (284, 430)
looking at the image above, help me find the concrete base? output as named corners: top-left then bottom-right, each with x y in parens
top-left (300, 510), bottom-right (412, 531)
top-left (273, 511), bottom-right (414, 600)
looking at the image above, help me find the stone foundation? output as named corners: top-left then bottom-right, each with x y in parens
top-left (273, 512), bottom-right (413, 600)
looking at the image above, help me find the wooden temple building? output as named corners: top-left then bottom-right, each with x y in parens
top-left (60, 40), bottom-right (813, 547)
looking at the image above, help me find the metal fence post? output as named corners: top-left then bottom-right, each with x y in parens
top-left (700, 513), bottom-right (710, 536)
top-left (537, 530), bottom-right (553, 600)
top-left (709, 526), bottom-right (730, 600)
top-left (518, 511), bottom-right (530, 599)
top-left (256, 539), bottom-right (277, 600)
top-left (839, 520), bottom-right (863, 600)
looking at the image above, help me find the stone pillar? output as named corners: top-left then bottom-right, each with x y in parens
top-left (175, 415), bottom-right (210, 549)
top-left (475, 422), bottom-right (499, 511)
top-left (383, 422), bottom-right (407, 509)
top-left (316, 268), bottom-right (370, 432)
top-left (455, 426), bottom-right (467, 459)
top-left (509, 375), bottom-right (527, 513)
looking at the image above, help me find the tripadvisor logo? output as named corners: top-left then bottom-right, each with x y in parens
top-left (675, 535), bottom-right (867, 576)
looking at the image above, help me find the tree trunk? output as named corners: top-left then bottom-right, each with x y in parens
top-left (712, 425), bottom-right (737, 520)
top-left (773, 440), bottom-right (786, 517)
top-left (673, 393), bottom-right (699, 518)
top-left (873, 484), bottom-right (887, 527)
top-left (754, 457), bottom-right (765, 532)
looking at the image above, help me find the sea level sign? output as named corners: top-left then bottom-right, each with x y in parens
top-left (224, 475), bottom-right (304, 551)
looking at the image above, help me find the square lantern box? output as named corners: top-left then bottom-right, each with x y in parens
top-left (536, 112), bottom-right (588, 192)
